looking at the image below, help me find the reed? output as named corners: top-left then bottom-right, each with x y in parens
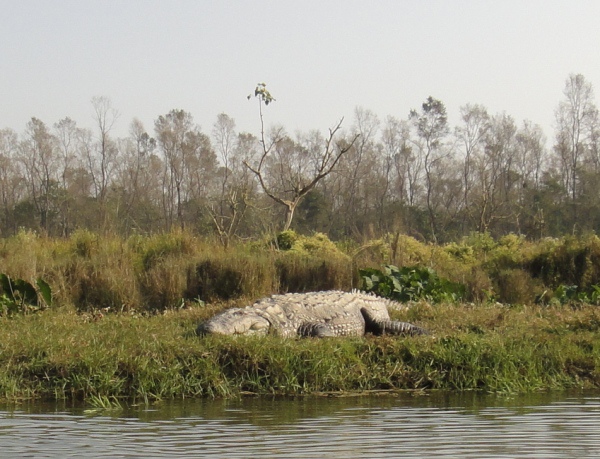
top-left (3, 230), bottom-right (600, 312)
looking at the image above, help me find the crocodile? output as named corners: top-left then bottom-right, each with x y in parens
top-left (196, 290), bottom-right (428, 337)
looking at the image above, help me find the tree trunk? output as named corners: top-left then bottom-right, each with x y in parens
top-left (282, 203), bottom-right (296, 232)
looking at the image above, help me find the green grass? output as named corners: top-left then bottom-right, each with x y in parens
top-left (2, 230), bottom-right (600, 403)
top-left (0, 302), bottom-right (599, 402)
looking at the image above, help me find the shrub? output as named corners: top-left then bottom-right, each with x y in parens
top-left (527, 235), bottom-right (600, 290)
top-left (360, 265), bottom-right (466, 303)
top-left (140, 256), bottom-right (194, 311)
top-left (69, 259), bottom-right (141, 312)
top-left (272, 232), bottom-right (353, 293)
top-left (494, 268), bottom-right (540, 305)
top-left (0, 273), bottom-right (52, 315)
top-left (131, 231), bottom-right (197, 271)
top-left (276, 230), bottom-right (298, 250)
top-left (186, 252), bottom-right (275, 303)
top-left (70, 228), bottom-right (100, 259)
top-left (275, 253), bottom-right (352, 293)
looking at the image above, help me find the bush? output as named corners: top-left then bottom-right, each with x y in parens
top-left (276, 230), bottom-right (298, 250)
top-left (494, 268), bottom-right (540, 305)
top-left (271, 231), bottom-right (353, 293)
top-left (275, 253), bottom-right (352, 293)
top-left (0, 273), bottom-right (52, 315)
top-left (527, 235), bottom-right (600, 290)
top-left (69, 259), bottom-right (141, 312)
top-left (130, 231), bottom-right (197, 271)
top-left (360, 265), bottom-right (466, 303)
top-left (186, 252), bottom-right (275, 303)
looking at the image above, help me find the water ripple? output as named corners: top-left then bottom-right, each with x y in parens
top-left (1, 392), bottom-right (600, 458)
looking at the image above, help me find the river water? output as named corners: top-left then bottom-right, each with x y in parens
top-left (1, 390), bottom-right (600, 458)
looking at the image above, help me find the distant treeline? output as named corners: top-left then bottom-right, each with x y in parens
top-left (0, 74), bottom-right (598, 243)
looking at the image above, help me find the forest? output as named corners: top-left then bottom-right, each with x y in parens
top-left (0, 74), bottom-right (598, 244)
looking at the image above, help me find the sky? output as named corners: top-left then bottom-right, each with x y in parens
top-left (1, 0), bottom-right (599, 143)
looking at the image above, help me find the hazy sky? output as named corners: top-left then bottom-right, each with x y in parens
top-left (2, 0), bottom-right (599, 142)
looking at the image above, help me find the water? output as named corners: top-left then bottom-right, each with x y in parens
top-left (1, 391), bottom-right (600, 458)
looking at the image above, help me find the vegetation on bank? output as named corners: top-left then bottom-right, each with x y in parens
top-left (4, 229), bottom-right (600, 311)
top-left (2, 229), bottom-right (600, 402)
top-left (0, 302), bottom-right (599, 402)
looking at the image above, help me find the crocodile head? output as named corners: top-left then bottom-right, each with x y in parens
top-left (196, 307), bottom-right (271, 336)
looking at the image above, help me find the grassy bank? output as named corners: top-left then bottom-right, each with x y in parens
top-left (1, 301), bottom-right (599, 402)
top-left (2, 230), bottom-right (600, 403)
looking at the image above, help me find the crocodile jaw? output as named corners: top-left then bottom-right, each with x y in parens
top-left (197, 308), bottom-right (271, 336)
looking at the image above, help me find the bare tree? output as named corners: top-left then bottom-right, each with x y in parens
top-left (0, 128), bottom-right (24, 234)
top-left (455, 104), bottom-right (490, 231)
top-left (90, 96), bottom-right (120, 203)
top-left (209, 113), bottom-right (254, 246)
top-left (19, 118), bottom-right (61, 232)
top-left (470, 113), bottom-right (519, 234)
top-left (53, 117), bottom-right (82, 235)
top-left (230, 132), bottom-right (263, 236)
top-left (182, 129), bottom-right (218, 216)
top-left (554, 74), bottom-right (598, 222)
top-left (112, 119), bottom-right (158, 232)
top-left (155, 109), bottom-right (217, 230)
top-left (75, 126), bottom-right (95, 195)
top-left (382, 115), bottom-right (421, 236)
top-left (409, 97), bottom-right (450, 241)
top-left (340, 107), bottom-right (380, 235)
top-left (514, 120), bottom-right (547, 234)
top-left (155, 109), bottom-right (194, 230)
top-left (588, 109), bottom-right (600, 171)
top-left (212, 113), bottom-right (236, 207)
top-left (244, 84), bottom-right (358, 231)
top-left (515, 121), bottom-right (546, 191)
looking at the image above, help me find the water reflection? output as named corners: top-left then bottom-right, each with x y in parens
top-left (1, 391), bottom-right (600, 458)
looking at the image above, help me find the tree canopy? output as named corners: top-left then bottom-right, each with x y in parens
top-left (0, 75), bottom-right (598, 243)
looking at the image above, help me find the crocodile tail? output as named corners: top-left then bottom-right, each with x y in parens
top-left (379, 320), bottom-right (429, 336)
top-left (360, 306), bottom-right (428, 336)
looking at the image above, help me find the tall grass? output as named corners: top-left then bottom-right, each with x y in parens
top-left (0, 229), bottom-right (357, 313)
top-left (4, 229), bottom-right (600, 312)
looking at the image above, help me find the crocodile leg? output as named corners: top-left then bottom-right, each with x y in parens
top-left (297, 318), bottom-right (366, 337)
top-left (297, 322), bottom-right (337, 337)
top-left (360, 307), bottom-right (429, 336)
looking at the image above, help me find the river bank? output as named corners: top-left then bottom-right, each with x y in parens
top-left (1, 301), bottom-right (599, 402)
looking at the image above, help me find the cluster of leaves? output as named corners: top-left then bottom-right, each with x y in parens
top-left (359, 264), bottom-right (465, 303)
top-left (248, 82), bottom-right (275, 105)
top-left (0, 274), bottom-right (52, 315)
top-left (544, 284), bottom-right (600, 306)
